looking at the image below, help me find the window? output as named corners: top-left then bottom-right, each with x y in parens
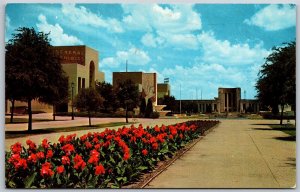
top-left (82, 78), bottom-right (85, 89)
top-left (78, 77), bottom-right (81, 92)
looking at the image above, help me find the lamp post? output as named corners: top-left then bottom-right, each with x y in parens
top-left (71, 82), bottom-right (74, 120)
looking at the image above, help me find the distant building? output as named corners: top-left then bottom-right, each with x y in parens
top-left (6, 45), bottom-right (105, 113)
top-left (157, 83), bottom-right (171, 99)
top-left (175, 87), bottom-right (259, 114)
top-left (112, 72), bottom-right (157, 105)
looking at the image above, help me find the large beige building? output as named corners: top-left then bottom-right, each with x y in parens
top-left (6, 45), bottom-right (105, 113)
top-left (113, 72), bottom-right (157, 105)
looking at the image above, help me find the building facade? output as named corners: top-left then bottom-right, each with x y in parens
top-left (157, 83), bottom-right (171, 99)
top-left (113, 72), bottom-right (157, 105)
top-left (6, 45), bottom-right (105, 113)
top-left (174, 87), bottom-right (259, 114)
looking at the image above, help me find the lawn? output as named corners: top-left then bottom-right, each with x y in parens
top-left (269, 123), bottom-right (296, 137)
top-left (5, 118), bottom-right (52, 124)
top-left (5, 122), bottom-right (129, 139)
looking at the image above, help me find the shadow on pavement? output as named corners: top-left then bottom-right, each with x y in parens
top-left (285, 157), bottom-right (296, 168)
top-left (6, 129), bottom-right (56, 139)
top-left (273, 136), bottom-right (296, 142)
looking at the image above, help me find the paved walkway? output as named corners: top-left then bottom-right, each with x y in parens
top-left (145, 119), bottom-right (296, 188)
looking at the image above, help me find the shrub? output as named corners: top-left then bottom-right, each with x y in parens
top-left (150, 112), bottom-right (160, 119)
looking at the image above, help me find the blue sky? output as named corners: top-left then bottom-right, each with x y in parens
top-left (5, 3), bottom-right (296, 100)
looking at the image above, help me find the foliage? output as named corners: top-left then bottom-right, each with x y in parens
top-left (115, 80), bottom-right (140, 123)
top-left (5, 120), bottom-right (219, 188)
top-left (150, 112), bottom-right (160, 119)
top-left (5, 27), bottom-right (68, 130)
top-left (145, 98), bottom-right (153, 118)
top-left (255, 41), bottom-right (296, 124)
top-left (74, 88), bottom-right (104, 126)
top-left (159, 95), bottom-right (176, 112)
top-left (95, 81), bottom-right (118, 112)
top-left (140, 97), bottom-right (146, 116)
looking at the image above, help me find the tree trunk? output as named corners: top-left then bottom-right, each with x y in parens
top-left (10, 99), bottom-right (15, 123)
top-left (280, 104), bottom-right (284, 125)
top-left (28, 99), bottom-right (32, 132)
top-left (53, 105), bottom-right (56, 121)
top-left (88, 111), bottom-right (92, 127)
top-left (125, 105), bottom-right (128, 123)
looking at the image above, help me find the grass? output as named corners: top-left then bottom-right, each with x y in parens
top-left (5, 122), bottom-right (129, 139)
top-left (269, 124), bottom-right (296, 137)
top-left (5, 118), bottom-right (53, 124)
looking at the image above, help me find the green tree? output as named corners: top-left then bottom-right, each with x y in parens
top-left (256, 41), bottom-right (296, 125)
top-left (95, 81), bottom-right (118, 112)
top-left (162, 95), bottom-right (176, 112)
top-left (39, 75), bottom-right (69, 121)
top-left (74, 88), bottom-right (104, 126)
top-left (5, 27), bottom-right (68, 131)
top-left (145, 98), bottom-right (153, 118)
top-left (115, 80), bottom-right (140, 123)
top-left (140, 97), bottom-right (146, 116)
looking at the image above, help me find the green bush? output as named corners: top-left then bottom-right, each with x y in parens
top-left (150, 112), bottom-right (160, 119)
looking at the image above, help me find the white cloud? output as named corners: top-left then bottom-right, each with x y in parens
top-left (244, 4), bottom-right (296, 31)
top-left (101, 48), bottom-right (151, 68)
top-left (101, 57), bottom-right (119, 68)
top-left (123, 4), bottom-right (201, 33)
top-left (62, 4), bottom-right (124, 33)
top-left (197, 31), bottom-right (269, 66)
top-left (124, 4), bottom-right (201, 50)
top-left (141, 33), bottom-right (165, 48)
top-left (36, 14), bottom-right (83, 46)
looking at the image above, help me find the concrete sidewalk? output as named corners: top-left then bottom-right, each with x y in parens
top-left (145, 119), bottom-right (296, 188)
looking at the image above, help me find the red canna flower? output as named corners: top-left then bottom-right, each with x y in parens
top-left (26, 139), bottom-right (37, 150)
top-left (10, 142), bottom-right (22, 154)
top-left (80, 134), bottom-right (88, 142)
top-left (46, 150), bottom-right (53, 159)
top-left (40, 162), bottom-right (54, 177)
top-left (61, 156), bottom-right (70, 165)
top-left (58, 135), bottom-right (66, 144)
top-left (85, 141), bottom-right (92, 149)
top-left (152, 143), bottom-right (159, 150)
top-left (88, 155), bottom-right (99, 166)
top-left (27, 153), bottom-right (38, 164)
top-left (169, 135), bottom-right (174, 140)
top-left (56, 165), bottom-right (64, 174)
top-left (42, 139), bottom-right (49, 149)
top-left (73, 154), bottom-right (86, 171)
top-left (142, 149), bottom-right (148, 156)
top-left (179, 134), bottom-right (183, 139)
top-left (14, 158), bottom-right (28, 170)
top-left (123, 152), bottom-right (130, 161)
top-left (61, 144), bottom-right (75, 155)
top-left (36, 152), bottom-right (45, 160)
top-left (154, 125), bottom-right (160, 132)
top-left (95, 164), bottom-right (105, 175)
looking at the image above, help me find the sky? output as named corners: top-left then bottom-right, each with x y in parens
top-left (5, 3), bottom-right (296, 100)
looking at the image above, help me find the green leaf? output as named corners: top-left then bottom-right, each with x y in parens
top-left (7, 181), bottom-right (16, 188)
top-left (57, 177), bottom-right (61, 185)
top-left (109, 155), bottom-right (116, 164)
top-left (87, 175), bottom-right (98, 188)
top-left (137, 166), bottom-right (148, 171)
top-left (24, 172), bottom-right (37, 188)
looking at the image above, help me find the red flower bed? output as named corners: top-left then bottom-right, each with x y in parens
top-left (5, 120), bottom-right (219, 188)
